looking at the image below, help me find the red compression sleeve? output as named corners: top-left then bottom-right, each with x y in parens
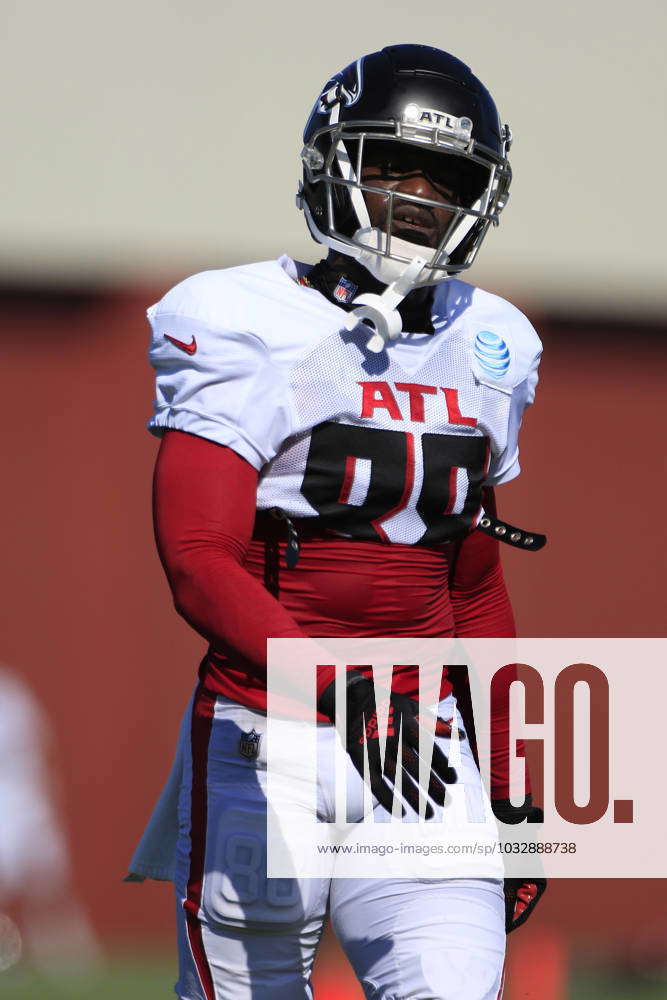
top-left (152, 431), bottom-right (306, 678)
top-left (450, 488), bottom-right (516, 639)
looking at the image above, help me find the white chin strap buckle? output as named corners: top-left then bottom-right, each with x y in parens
top-left (343, 256), bottom-right (428, 353)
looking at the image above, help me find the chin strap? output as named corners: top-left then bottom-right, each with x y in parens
top-left (344, 256), bottom-right (429, 353)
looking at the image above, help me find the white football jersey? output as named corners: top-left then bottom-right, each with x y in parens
top-left (147, 255), bottom-right (541, 545)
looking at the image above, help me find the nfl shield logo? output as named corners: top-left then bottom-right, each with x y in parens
top-left (239, 728), bottom-right (262, 760)
top-left (333, 277), bottom-right (357, 303)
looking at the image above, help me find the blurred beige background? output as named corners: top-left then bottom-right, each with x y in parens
top-left (2, 0), bottom-right (666, 314)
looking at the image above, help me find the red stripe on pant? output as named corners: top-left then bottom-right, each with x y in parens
top-left (184, 683), bottom-right (217, 1000)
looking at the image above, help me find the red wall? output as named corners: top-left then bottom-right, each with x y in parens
top-left (1, 288), bottom-right (665, 960)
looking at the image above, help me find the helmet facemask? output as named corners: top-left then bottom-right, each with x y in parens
top-left (299, 115), bottom-right (512, 287)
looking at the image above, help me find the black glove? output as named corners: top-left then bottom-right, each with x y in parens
top-left (492, 797), bottom-right (544, 826)
top-left (503, 877), bottom-right (547, 933)
top-left (317, 671), bottom-right (458, 818)
top-left (492, 796), bottom-right (547, 932)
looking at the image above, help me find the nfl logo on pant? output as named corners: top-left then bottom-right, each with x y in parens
top-left (239, 728), bottom-right (262, 760)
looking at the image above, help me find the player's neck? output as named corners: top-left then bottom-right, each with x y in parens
top-left (305, 252), bottom-right (435, 334)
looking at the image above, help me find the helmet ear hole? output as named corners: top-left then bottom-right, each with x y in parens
top-left (302, 168), bottom-right (359, 239)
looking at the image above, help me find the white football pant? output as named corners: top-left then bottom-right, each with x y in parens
top-left (174, 694), bottom-right (505, 1000)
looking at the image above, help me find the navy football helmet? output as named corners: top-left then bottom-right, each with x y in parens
top-left (297, 44), bottom-right (512, 287)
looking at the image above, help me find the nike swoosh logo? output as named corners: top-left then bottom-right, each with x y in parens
top-left (164, 333), bottom-right (197, 355)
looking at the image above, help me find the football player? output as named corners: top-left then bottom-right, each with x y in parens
top-left (130, 44), bottom-right (546, 1000)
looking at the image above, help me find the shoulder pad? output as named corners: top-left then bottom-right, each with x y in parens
top-left (465, 287), bottom-right (542, 394)
top-left (148, 262), bottom-right (279, 335)
top-left (146, 265), bottom-right (295, 468)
